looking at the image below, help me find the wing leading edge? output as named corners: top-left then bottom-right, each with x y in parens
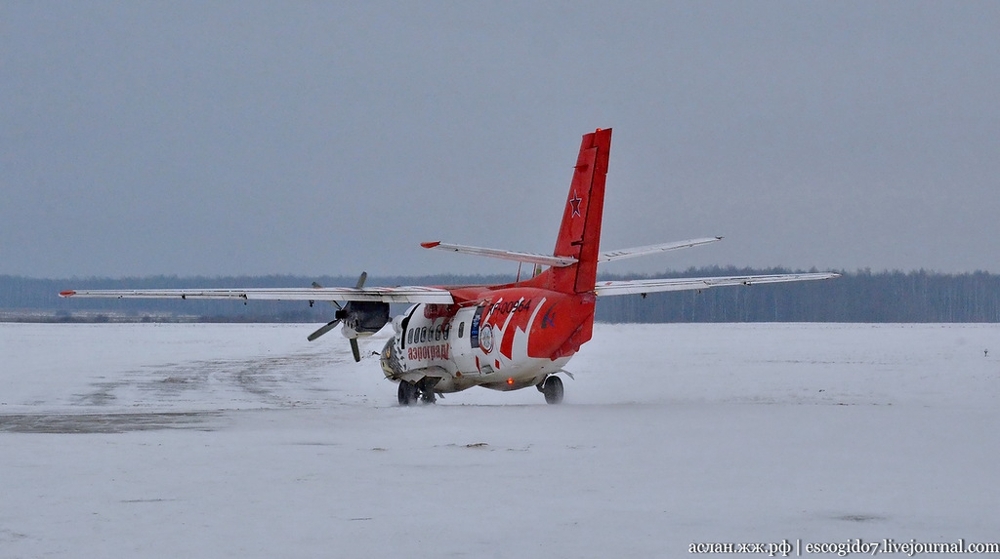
top-left (594, 272), bottom-right (840, 296)
top-left (59, 286), bottom-right (455, 304)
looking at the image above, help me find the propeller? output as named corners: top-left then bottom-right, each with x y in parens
top-left (307, 272), bottom-right (368, 362)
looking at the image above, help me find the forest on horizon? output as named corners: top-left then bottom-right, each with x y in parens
top-left (2, 267), bottom-right (999, 323)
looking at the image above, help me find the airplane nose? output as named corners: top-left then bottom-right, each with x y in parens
top-left (380, 337), bottom-right (402, 379)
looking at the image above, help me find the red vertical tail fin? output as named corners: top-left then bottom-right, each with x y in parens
top-left (550, 128), bottom-right (612, 294)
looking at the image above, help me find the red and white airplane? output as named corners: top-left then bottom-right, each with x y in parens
top-left (61, 128), bottom-right (838, 405)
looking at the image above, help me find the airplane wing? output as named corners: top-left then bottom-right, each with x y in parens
top-left (599, 237), bottom-right (723, 262)
top-left (421, 237), bottom-right (723, 267)
top-left (59, 286), bottom-right (455, 304)
top-left (594, 272), bottom-right (840, 296)
top-left (420, 241), bottom-right (578, 267)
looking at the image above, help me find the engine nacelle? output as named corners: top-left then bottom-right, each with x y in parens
top-left (337, 301), bottom-right (390, 338)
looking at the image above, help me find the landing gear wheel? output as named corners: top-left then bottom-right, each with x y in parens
top-left (397, 381), bottom-right (418, 406)
top-left (542, 376), bottom-right (564, 405)
top-left (420, 390), bottom-right (437, 404)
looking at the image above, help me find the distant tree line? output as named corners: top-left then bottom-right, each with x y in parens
top-left (1, 268), bottom-right (999, 323)
top-left (593, 267), bottom-right (1000, 323)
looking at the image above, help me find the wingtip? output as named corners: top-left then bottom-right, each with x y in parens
top-left (420, 241), bottom-right (441, 249)
top-left (59, 290), bottom-right (76, 297)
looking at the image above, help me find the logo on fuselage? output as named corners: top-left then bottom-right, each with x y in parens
top-left (479, 325), bottom-right (494, 353)
top-left (541, 303), bottom-right (557, 329)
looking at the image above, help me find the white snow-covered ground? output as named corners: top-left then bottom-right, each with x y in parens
top-left (1, 323), bottom-right (999, 558)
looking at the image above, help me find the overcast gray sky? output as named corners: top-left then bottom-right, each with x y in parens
top-left (3, 1), bottom-right (999, 279)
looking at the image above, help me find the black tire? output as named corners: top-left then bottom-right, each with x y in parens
top-left (397, 381), bottom-right (418, 406)
top-left (542, 376), bottom-right (564, 404)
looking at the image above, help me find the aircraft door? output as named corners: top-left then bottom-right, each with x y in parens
top-left (450, 305), bottom-right (484, 375)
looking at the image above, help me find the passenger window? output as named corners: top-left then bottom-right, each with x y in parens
top-left (420, 327), bottom-right (427, 343)
top-left (458, 322), bottom-right (465, 338)
top-left (407, 329), bottom-right (413, 344)
top-left (435, 326), bottom-right (442, 341)
top-left (443, 324), bottom-right (450, 340)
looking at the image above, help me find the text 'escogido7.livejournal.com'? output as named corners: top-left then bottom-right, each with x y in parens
top-left (688, 538), bottom-right (1000, 556)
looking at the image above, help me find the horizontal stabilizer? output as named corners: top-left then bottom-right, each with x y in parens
top-left (594, 272), bottom-right (840, 296)
top-left (59, 286), bottom-right (455, 304)
top-left (420, 236), bottom-right (723, 270)
top-left (599, 237), bottom-right (723, 262)
top-left (420, 241), bottom-right (577, 267)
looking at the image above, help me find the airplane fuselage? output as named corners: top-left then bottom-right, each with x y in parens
top-left (379, 284), bottom-right (594, 395)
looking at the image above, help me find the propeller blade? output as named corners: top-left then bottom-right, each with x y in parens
top-left (307, 319), bottom-right (340, 342)
top-left (350, 338), bottom-right (361, 362)
top-left (310, 272), bottom-right (367, 357)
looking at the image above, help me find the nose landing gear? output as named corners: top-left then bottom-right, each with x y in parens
top-left (397, 381), bottom-right (437, 406)
top-left (398, 381), bottom-right (418, 405)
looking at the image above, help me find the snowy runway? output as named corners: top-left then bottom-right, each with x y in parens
top-left (2, 323), bottom-right (998, 557)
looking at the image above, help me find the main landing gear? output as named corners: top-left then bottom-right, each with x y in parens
top-left (397, 381), bottom-right (436, 406)
top-left (538, 375), bottom-right (564, 405)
